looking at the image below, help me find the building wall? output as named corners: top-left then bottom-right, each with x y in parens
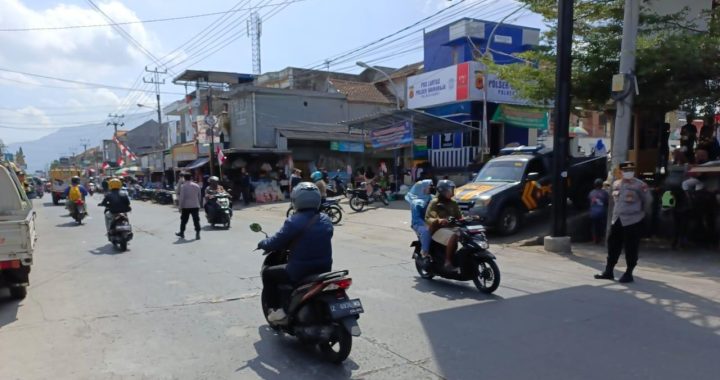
top-left (125, 120), bottom-right (163, 156)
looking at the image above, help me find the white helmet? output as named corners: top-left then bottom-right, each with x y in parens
top-left (208, 176), bottom-right (219, 183)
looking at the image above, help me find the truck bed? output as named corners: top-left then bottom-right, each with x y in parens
top-left (0, 210), bottom-right (36, 263)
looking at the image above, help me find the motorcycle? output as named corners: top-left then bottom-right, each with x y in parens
top-left (206, 193), bottom-right (233, 228)
top-left (88, 182), bottom-right (96, 196)
top-left (412, 217), bottom-right (501, 294)
top-left (106, 212), bottom-right (133, 251)
top-left (250, 223), bottom-right (363, 363)
top-left (326, 175), bottom-right (347, 198)
top-left (71, 199), bottom-right (87, 224)
top-left (286, 199), bottom-right (343, 225)
top-left (348, 183), bottom-right (390, 212)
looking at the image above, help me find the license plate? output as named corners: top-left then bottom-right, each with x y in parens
top-left (115, 225), bottom-right (132, 231)
top-left (328, 299), bottom-right (364, 319)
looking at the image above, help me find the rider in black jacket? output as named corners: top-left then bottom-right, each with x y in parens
top-left (99, 178), bottom-right (131, 233)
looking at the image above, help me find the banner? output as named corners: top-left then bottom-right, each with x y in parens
top-left (370, 121), bottom-right (413, 149)
top-left (330, 141), bottom-right (365, 152)
top-left (492, 104), bottom-right (549, 130)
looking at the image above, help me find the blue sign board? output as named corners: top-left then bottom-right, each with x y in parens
top-left (370, 121), bottom-right (413, 149)
top-left (330, 141), bottom-right (365, 153)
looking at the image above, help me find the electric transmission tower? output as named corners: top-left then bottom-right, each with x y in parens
top-left (247, 11), bottom-right (262, 75)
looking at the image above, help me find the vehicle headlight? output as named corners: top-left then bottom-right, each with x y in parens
top-left (476, 195), bottom-right (492, 207)
top-left (477, 239), bottom-right (490, 250)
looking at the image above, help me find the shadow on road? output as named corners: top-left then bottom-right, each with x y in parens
top-left (419, 282), bottom-right (720, 379)
top-left (55, 222), bottom-right (80, 227)
top-left (412, 277), bottom-right (504, 301)
top-left (0, 291), bottom-right (20, 329)
top-left (89, 244), bottom-right (123, 255)
top-left (172, 238), bottom-right (196, 245)
top-left (42, 202), bottom-right (60, 207)
top-left (235, 326), bottom-right (358, 379)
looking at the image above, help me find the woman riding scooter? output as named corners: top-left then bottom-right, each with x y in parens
top-left (405, 179), bottom-right (434, 258)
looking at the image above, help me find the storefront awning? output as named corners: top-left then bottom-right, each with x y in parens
top-left (279, 129), bottom-right (366, 143)
top-left (223, 148), bottom-right (291, 155)
top-left (183, 157), bottom-right (209, 170)
top-left (341, 109), bottom-right (474, 136)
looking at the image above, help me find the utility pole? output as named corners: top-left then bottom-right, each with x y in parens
top-left (144, 66), bottom-right (167, 149)
top-left (611, 0), bottom-right (640, 169)
top-left (207, 87), bottom-right (216, 177)
top-left (107, 114), bottom-right (125, 164)
top-left (247, 11), bottom-right (262, 75)
top-left (545, 0), bottom-right (574, 252)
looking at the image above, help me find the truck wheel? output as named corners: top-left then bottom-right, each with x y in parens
top-left (497, 206), bottom-right (522, 235)
top-left (10, 286), bottom-right (27, 300)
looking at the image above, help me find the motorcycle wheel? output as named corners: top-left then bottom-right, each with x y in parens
top-left (318, 323), bottom-right (352, 363)
top-left (414, 256), bottom-right (435, 279)
top-left (349, 196), bottom-right (365, 212)
top-left (381, 194), bottom-right (390, 206)
top-left (473, 258), bottom-right (501, 294)
top-left (119, 241), bottom-right (127, 252)
top-left (325, 206), bottom-right (343, 225)
top-left (286, 207), bottom-right (295, 218)
top-left (260, 288), bottom-right (281, 332)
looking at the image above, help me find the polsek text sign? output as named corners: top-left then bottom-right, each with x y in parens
top-left (407, 61), bottom-right (527, 109)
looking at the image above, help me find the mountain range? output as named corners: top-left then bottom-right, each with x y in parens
top-left (6, 112), bottom-right (155, 172)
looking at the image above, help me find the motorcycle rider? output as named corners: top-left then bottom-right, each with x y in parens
top-left (425, 180), bottom-right (463, 272)
top-left (204, 176), bottom-right (227, 220)
top-left (98, 178), bottom-right (131, 233)
top-left (64, 176), bottom-right (89, 216)
top-left (258, 182), bottom-right (333, 324)
top-left (311, 170), bottom-right (328, 203)
top-left (405, 179), bottom-right (434, 258)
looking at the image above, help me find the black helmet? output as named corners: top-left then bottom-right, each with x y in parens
top-left (291, 182), bottom-right (322, 211)
top-left (436, 179), bottom-right (455, 198)
top-left (71, 176), bottom-right (80, 185)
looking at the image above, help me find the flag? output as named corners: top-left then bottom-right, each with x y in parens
top-left (101, 162), bottom-right (109, 170)
top-left (216, 146), bottom-right (226, 165)
top-left (117, 157), bottom-right (124, 167)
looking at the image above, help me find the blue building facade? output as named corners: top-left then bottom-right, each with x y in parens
top-left (412, 18), bottom-right (540, 169)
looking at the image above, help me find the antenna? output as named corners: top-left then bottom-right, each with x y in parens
top-left (247, 11), bottom-right (262, 75)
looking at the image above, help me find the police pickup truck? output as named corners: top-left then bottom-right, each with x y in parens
top-left (455, 146), bottom-right (607, 235)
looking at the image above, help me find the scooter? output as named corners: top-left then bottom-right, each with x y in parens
top-left (250, 223), bottom-right (363, 363)
top-left (326, 175), bottom-right (347, 198)
top-left (286, 200), bottom-right (343, 225)
top-left (71, 199), bottom-right (87, 224)
top-left (348, 183), bottom-right (389, 212)
top-left (88, 182), bottom-right (96, 196)
top-left (412, 217), bottom-right (501, 294)
top-left (107, 212), bottom-right (133, 251)
top-left (206, 193), bottom-right (233, 228)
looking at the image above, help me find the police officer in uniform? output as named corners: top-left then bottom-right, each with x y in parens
top-left (595, 161), bottom-right (649, 283)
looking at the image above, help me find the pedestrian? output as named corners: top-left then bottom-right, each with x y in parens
top-left (595, 161), bottom-right (649, 283)
top-left (239, 167), bottom-right (252, 206)
top-left (588, 178), bottom-right (609, 244)
top-left (680, 118), bottom-right (697, 163)
top-left (290, 169), bottom-right (302, 190)
top-left (175, 173), bottom-right (202, 240)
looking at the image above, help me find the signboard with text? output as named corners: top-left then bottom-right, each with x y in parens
top-left (407, 61), bottom-right (527, 109)
top-left (370, 121), bottom-right (413, 149)
top-left (330, 141), bottom-right (365, 152)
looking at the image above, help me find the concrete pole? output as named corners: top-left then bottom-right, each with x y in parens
top-left (611, 0), bottom-right (640, 169)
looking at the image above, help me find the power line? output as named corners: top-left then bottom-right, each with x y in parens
top-left (0, 0), bottom-right (305, 32)
top-left (0, 67), bottom-right (185, 95)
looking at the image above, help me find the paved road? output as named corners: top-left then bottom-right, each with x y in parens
top-left (1, 195), bottom-right (719, 379)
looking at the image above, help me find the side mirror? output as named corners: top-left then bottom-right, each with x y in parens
top-left (527, 172), bottom-right (540, 181)
top-left (249, 223), bottom-right (263, 233)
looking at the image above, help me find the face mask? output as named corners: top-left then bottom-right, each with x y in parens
top-left (622, 171), bottom-right (634, 179)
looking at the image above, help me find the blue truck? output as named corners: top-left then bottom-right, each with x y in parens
top-left (454, 146), bottom-right (607, 235)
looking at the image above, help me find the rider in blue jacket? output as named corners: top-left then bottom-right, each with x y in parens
top-left (405, 179), bottom-right (434, 257)
top-left (258, 182), bottom-right (333, 324)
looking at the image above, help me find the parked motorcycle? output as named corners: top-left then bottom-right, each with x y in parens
top-left (250, 223), bottom-right (363, 363)
top-left (205, 193), bottom-right (233, 228)
top-left (106, 212), bottom-right (133, 251)
top-left (153, 189), bottom-right (175, 205)
top-left (286, 199), bottom-right (343, 224)
top-left (348, 183), bottom-right (390, 212)
top-left (412, 217), bottom-right (500, 294)
top-left (71, 199), bottom-right (87, 224)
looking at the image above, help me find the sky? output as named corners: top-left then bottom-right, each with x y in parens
top-left (0, 0), bottom-right (543, 147)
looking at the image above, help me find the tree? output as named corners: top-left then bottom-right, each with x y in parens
top-left (493, 0), bottom-right (720, 118)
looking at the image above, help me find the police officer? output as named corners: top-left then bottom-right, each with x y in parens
top-left (595, 161), bottom-right (649, 283)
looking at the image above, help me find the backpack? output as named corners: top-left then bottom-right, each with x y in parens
top-left (68, 185), bottom-right (82, 201)
top-left (661, 191), bottom-right (675, 209)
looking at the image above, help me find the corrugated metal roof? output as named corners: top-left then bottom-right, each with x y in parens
top-left (279, 129), bottom-right (366, 142)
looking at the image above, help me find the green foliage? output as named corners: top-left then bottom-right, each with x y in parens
top-left (493, 0), bottom-right (720, 115)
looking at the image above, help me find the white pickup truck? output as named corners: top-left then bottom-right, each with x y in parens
top-left (0, 163), bottom-right (36, 300)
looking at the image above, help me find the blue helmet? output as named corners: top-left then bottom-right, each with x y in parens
top-left (311, 171), bottom-right (323, 182)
